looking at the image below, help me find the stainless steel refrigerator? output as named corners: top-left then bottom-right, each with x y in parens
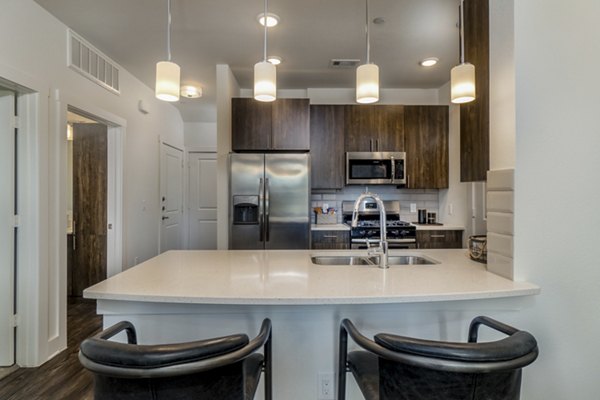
top-left (229, 153), bottom-right (310, 249)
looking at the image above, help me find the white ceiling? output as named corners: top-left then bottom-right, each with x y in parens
top-left (35, 0), bottom-right (460, 122)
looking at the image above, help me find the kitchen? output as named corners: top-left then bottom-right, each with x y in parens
top-left (0, 0), bottom-right (599, 399)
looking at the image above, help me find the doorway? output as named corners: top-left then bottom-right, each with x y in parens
top-left (160, 143), bottom-right (184, 253)
top-left (0, 88), bottom-right (17, 368)
top-left (188, 152), bottom-right (217, 249)
top-left (66, 111), bottom-right (108, 297)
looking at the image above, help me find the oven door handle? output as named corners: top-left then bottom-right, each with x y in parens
top-left (351, 238), bottom-right (416, 244)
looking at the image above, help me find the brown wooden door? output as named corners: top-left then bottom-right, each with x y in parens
top-left (460, 0), bottom-right (490, 182)
top-left (344, 105), bottom-right (404, 152)
top-left (231, 98), bottom-right (272, 151)
top-left (404, 106), bottom-right (449, 189)
top-left (272, 98), bottom-right (310, 150)
top-left (310, 105), bottom-right (345, 189)
top-left (72, 123), bottom-right (107, 296)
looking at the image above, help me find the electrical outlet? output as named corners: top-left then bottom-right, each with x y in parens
top-left (448, 203), bottom-right (454, 215)
top-left (318, 372), bottom-right (335, 400)
top-left (410, 203), bottom-right (417, 213)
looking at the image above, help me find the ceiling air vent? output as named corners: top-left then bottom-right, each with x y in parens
top-left (329, 59), bottom-right (361, 68)
top-left (68, 30), bottom-right (120, 95)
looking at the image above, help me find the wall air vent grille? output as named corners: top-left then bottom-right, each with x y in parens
top-left (329, 59), bottom-right (361, 68)
top-left (67, 30), bottom-right (120, 95)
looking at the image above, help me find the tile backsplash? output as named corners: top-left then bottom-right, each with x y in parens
top-left (311, 186), bottom-right (439, 223)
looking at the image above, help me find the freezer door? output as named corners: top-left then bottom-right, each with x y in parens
top-left (230, 154), bottom-right (265, 249)
top-left (265, 154), bottom-right (310, 249)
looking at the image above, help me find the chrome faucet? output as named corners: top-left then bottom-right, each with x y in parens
top-left (351, 192), bottom-right (388, 269)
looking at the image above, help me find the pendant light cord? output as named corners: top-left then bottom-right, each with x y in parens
top-left (167, 0), bottom-right (172, 61)
top-left (459, 0), bottom-right (464, 64)
top-left (365, 0), bottom-right (370, 64)
top-left (263, 0), bottom-right (268, 62)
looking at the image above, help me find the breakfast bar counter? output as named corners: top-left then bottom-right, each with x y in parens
top-left (84, 250), bottom-right (539, 400)
top-left (84, 249), bottom-right (538, 305)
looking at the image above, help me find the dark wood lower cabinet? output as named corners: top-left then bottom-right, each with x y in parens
top-left (416, 230), bottom-right (463, 249)
top-left (311, 230), bottom-right (350, 250)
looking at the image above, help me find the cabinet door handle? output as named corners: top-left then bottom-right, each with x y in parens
top-left (369, 139), bottom-right (374, 152)
top-left (430, 234), bottom-right (446, 238)
top-left (323, 235), bottom-right (338, 238)
top-left (376, 139), bottom-right (380, 151)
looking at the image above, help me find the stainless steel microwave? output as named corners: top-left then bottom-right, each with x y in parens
top-left (346, 152), bottom-right (406, 185)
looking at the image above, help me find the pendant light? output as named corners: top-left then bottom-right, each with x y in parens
top-left (254, 0), bottom-right (276, 102)
top-left (451, 0), bottom-right (475, 104)
top-left (356, 0), bottom-right (379, 104)
top-left (156, 0), bottom-right (180, 102)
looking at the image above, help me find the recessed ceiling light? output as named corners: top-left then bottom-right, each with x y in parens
top-left (257, 12), bottom-right (280, 27)
top-left (267, 56), bottom-right (282, 65)
top-left (180, 85), bottom-right (202, 99)
top-left (420, 57), bottom-right (439, 67)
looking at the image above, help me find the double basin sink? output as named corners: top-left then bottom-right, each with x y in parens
top-left (311, 254), bottom-right (439, 266)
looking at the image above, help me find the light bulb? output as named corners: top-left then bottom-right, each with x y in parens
top-left (356, 63), bottom-right (379, 104)
top-left (254, 61), bottom-right (276, 102)
top-left (451, 62), bottom-right (476, 104)
top-left (155, 61), bottom-right (181, 102)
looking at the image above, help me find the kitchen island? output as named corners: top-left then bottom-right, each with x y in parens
top-left (85, 249), bottom-right (539, 400)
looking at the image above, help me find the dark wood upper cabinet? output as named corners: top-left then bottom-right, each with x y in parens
top-left (310, 105), bottom-right (345, 190)
top-left (232, 98), bottom-right (272, 151)
top-left (231, 98), bottom-right (309, 151)
top-left (272, 99), bottom-right (310, 150)
top-left (460, 0), bottom-right (490, 182)
top-left (404, 106), bottom-right (449, 189)
top-left (344, 105), bottom-right (404, 152)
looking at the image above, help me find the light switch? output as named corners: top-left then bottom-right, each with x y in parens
top-left (410, 203), bottom-right (417, 213)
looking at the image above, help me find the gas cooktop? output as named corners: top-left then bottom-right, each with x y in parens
top-left (353, 220), bottom-right (413, 228)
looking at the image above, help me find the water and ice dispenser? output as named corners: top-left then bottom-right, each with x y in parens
top-left (232, 195), bottom-right (259, 225)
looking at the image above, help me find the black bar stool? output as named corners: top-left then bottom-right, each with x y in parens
top-left (338, 316), bottom-right (538, 400)
top-left (79, 319), bottom-right (272, 400)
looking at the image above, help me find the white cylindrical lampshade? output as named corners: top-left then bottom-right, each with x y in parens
top-left (356, 63), bottom-right (379, 104)
top-left (451, 62), bottom-right (476, 104)
top-left (155, 61), bottom-right (181, 102)
top-left (254, 61), bottom-right (276, 102)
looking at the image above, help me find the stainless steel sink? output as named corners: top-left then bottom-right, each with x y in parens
top-left (311, 255), bottom-right (439, 266)
top-left (310, 256), bottom-right (377, 265)
top-left (385, 255), bottom-right (439, 265)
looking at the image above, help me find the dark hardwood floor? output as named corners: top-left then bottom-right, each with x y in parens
top-left (0, 297), bottom-right (101, 400)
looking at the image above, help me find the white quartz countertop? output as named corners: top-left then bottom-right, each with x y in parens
top-left (84, 250), bottom-right (539, 305)
top-left (311, 224), bottom-right (350, 231)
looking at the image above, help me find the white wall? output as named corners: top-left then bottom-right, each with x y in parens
top-left (437, 82), bottom-right (472, 243)
top-left (511, 0), bottom-right (600, 397)
top-left (238, 87), bottom-right (440, 105)
top-left (215, 65), bottom-right (240, 249)
top-left (489, 0), bottom-right (516, 171)
top-left (184, 122), bottom-right (217, 150)
top-left (0, 0), bottom-right (184, 365)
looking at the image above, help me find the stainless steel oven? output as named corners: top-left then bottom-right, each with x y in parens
top-left (346, 152), bottom-right (406, 185)
top-left (342, 200), bottom-right (416, 249)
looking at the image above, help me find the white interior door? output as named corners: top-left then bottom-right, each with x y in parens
top-left (160, 143), bottom-right (184, 253)
top-left (0, 90), bottom-right (15, 366)
top-left (188, 152), bottom-right (217, 249)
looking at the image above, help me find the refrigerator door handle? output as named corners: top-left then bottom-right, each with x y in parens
top-left (259, 178), bottom-right (265, 242)
top-left (265, 178), bottom-right (270, 242)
